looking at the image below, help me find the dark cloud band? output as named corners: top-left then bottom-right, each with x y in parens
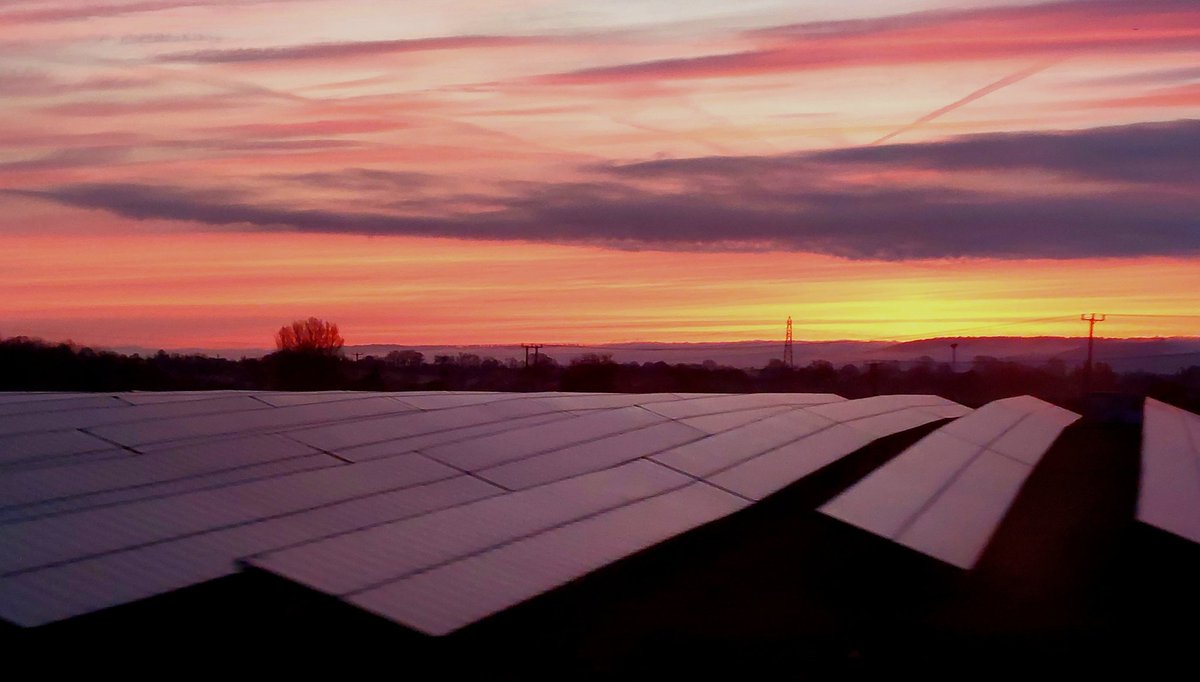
top-left (14, 119), bottom-right (1199, 260)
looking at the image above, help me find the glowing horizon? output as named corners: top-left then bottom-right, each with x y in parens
top-left (4, 230), bottom-right (1198, 350)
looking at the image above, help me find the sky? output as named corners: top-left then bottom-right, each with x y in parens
top-left (1, 0), bottom-right (1198, 349)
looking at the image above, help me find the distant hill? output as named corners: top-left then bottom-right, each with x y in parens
top-left (339, 336), bottom-right (1200, 373)
top-left (342, 340), bottom-right (896, 370)
top-left (875, 336), bottom-right (1200, 373)
top-left (115, 336), bottom-right (1200, 373)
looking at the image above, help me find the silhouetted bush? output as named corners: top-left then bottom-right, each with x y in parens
top-left (275, 317), bottom-right (344, 355)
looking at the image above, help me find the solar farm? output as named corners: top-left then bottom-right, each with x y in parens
top-left (1, 389), bottom-right (1197, 669)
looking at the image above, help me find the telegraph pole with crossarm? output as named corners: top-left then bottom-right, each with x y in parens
top-left (1081, 313), bottom-right (1105, 394)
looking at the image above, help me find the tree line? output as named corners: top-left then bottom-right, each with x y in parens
top-left (2, 333), bottom-right (1198, 413)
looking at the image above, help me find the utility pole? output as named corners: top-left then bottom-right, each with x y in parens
top-left (950, 342), bottom-right (958, 370)
top-left (522, 343), bottom-right (544, 369)
top-left (353, 352), bottom-right (361, 362)
top-left (783, 317), bottom-right (794, 368)
top-left (1081, 313), bottom-right (1105, 394)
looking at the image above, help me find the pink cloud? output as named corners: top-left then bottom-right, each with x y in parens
top-left (40, 95), bottom-right (257, 117)
top-left (158, 34), bottom-right (544, 64)
top-left (1087, 82), bottom-right (1200, 108)
top-left (195, 119), bottom-right (408, 138)
top-left (538, 0), bottom-right (1200, 84)
top-left (0, 0), bottom-right (291, 25)
top-left (0, 70), bottom-right (151, 97)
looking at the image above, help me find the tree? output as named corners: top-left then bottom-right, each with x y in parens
top-left (275, 317), bottom-right (344, 356)
top-left (570, 352), bottom-right (615, 366)
top-left (385, 349), bottom-right (424, 368)
top-left (269, 318), bottom-right (344, 390)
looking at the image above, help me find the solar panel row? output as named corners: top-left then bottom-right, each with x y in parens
top-left (24, 390), bottom-right (1196, 638)
top-left (1138, 398), bottom-right (1200, 544)
top-left (820, 396), bottom-right (1081, 568)
top-left (0, 389), bottom-right (965, 632)
top-left (249, 393), bottom-right (968, 634)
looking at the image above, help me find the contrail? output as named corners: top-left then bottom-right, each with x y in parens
top-left (871, 60), bottom-right (1061, 145)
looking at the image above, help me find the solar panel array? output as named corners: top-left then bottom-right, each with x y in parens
top-left (1139, 398), bottom-right (1200, 544)
top-left (0, 389), bottom-right (968, 632)
top-left (255, 393), bottom-right (970, 634)
top-left (820, 396), bottom-right (1081, 568)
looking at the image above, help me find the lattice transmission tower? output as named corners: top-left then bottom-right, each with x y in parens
top-left (783, 317), bottom-right (794, 368)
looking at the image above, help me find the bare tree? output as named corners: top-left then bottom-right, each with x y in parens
top-left (275, 317), bottom-right (344, 356)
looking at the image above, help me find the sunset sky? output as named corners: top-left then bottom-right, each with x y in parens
top-left (1, 0), bottom-right (1198, 349)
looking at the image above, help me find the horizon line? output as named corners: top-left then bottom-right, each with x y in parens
top-left (17, 333), bottom-right (1197, 355)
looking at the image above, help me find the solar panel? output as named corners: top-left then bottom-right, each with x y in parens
top-left (286, 397), bottom-right (579, 454)
top-left (0, 395), bottom-right (124, 417)
top-left (805, 394), bottom-right (951, 422)
top-left (708, 423), bottom-right (875, 500)
top-left (1138, 399), bottom-right (1200, 544)
top-left (0, 452), bottom-right (460, 575)
top-left (116, 391), bottom-right (256, 405)
top-left (475, 421), bottom-right (704, 490)
top-left (642, 392), bottom-right (842, 419)
top-left (0, 390), bottom-right (970, 633)
top-left (334, 412), bottom-right (576, 463)
top-left (0, 433), bottom-right (323, 508)
top-left (841, 404), bottom-right (968, 439)
top-left (0, 455), bottom-right (337, 525)
top-left (651, 409), bottom-right (834, 478)
top-left (89, 396), bottom-right (417, 449)
top-left (0, 475), bottom-right (499, 627)
top-left (898, 450), bottom-right (1029, 567)
top-left (250, 460), bottom-right (690, 597)
top-left (389, 392), bottom-right (533, 410)
top-left (530, 392), bottom-right (681, 411)
top-left (989, 410), bottom-right (1079, 464)
top-left (0, 395), bottom-right (270, 437)
top-left (0, 447), bottom-right (130, 474)
top-left (678, 405), bottom-right (794, 434)
top-left (820, 396), bottom-right (1080, 568)
top-left (704, 401), bottom-right (968, 501)
top-left (934, 395), bottom-right (1064, 446)
top-left (0, 392), bottom-right (97, 405)
top-left (250, 391), bottom-right (399, 407)
top-left (0, 430), bottom-right (119, 468)
top-left (345, 482), bottom-right (748, 636)
top-left (420, 406), bottom-right (666, 471)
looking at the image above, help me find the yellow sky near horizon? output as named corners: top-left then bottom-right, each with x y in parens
top-left (4, 230), bottom-right (1196, 349)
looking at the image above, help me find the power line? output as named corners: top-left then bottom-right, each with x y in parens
top-left (884, 315), bottom-right (1079, 342)
top-left (1092, 350), bottom-right (1200, 362)
top-left (548, 342), bottom-right (784, 352)
top-left (1104, 313), bottom-right (1200, 319)
top-left (395, 312), bottom-right (1194, 356)
top-left (545, 314), bottom-right (1080, 351)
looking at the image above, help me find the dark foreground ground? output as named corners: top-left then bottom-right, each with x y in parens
top-left (8, 419), bottom-right (1200, 675)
